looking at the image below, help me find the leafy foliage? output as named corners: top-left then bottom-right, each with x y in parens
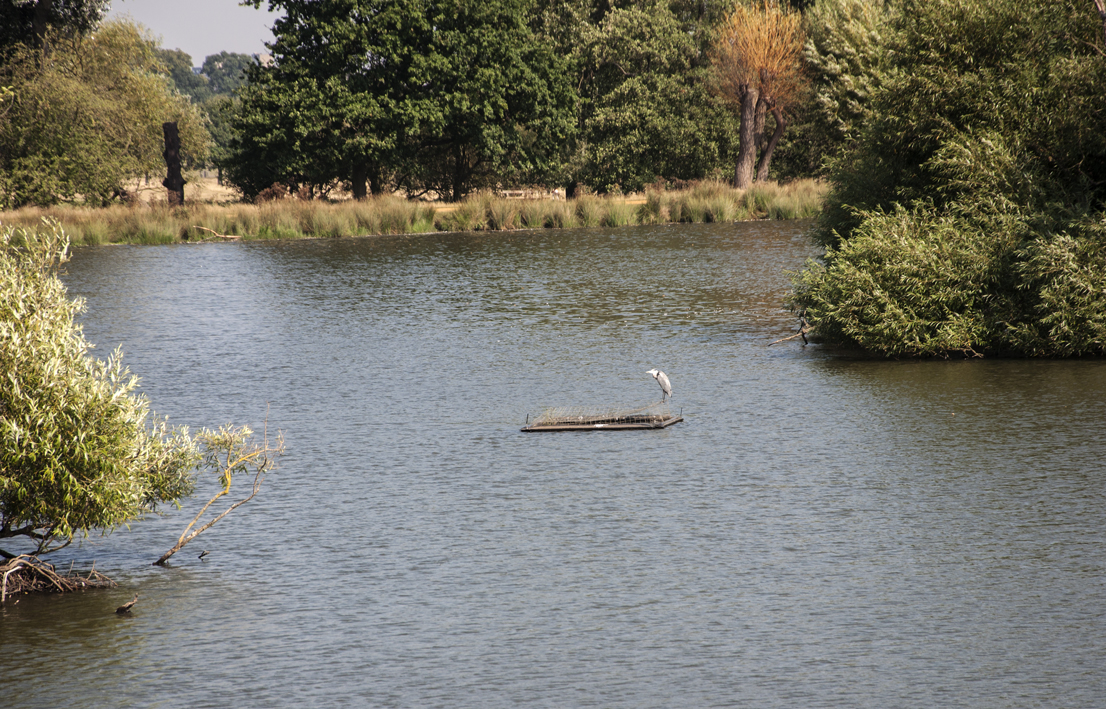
top-left (230, 0), bottom-right (575, 201)
top-left (0, 221), bottom-right (198, 554)
top-left (802, 0), bottom-right (895, 150)
top-left (0, 20), bottom-right (210, 208)
top-left (200, 51), bottom-right (254, 96)
top-left (792, 0), bottom-right (1106, 356)
top-left (0, 0), bottom-right (110, 50)
top-left (566, 0), bottom-right (737, 193)
top-left (157, 47), bottom-right (213, 103)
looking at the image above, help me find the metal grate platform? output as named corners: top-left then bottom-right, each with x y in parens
top-left (522, 402), bottom-right (683, 432)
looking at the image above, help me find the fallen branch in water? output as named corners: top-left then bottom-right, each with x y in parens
top-left (768, 328), bottom-right (808, 346)
top-left (769, 312), bottom-right (810, 346)
top-left (154, 422), bottom-right (284, 566)
top-left (192, 226), bottom-right (242, 240)
top-left (1, 555), bottom-right (115, 602)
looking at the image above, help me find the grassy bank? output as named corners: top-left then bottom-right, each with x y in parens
top-left (0, 180), bottom-right (826, 246)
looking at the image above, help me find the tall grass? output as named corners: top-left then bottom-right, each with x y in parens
top-left (0, 180), bottom-right (827, 245)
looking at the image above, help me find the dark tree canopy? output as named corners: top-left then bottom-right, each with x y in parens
top-left (551, 0), bottom-right (737, 193)
top-left (231, 0), bottom-right (576, 200)
top-left (0, 0), bottom-right (109, 49)
top-left (201, 51), bottom-right (254, 96)
top-left (157, 48), bottom-right (214, 103)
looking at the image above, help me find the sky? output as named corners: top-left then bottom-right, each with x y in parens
top-left (106, 0), bottom-right (283, 65)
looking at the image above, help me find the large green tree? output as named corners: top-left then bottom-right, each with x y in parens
top-left (201, 51), bottom-right (254, 96)
top-left (0, 20), bottom-right (210, 208)
top-left (157, 47), bottom-right (214, 103)
top-left (230, 0), bottom-right (575, 201)
top-left (537, 0), bottom-right (739, 194)
top-left (572, 1), bottom-right (738, 192)
top-left (792, 0), bottom-right (1106, 357)
top-left (0, 0), bottom-right (109, 50)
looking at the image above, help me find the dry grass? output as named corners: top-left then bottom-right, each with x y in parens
top-left (0, 180), bottom-right (827, 245)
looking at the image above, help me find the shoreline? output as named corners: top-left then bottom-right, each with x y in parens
top-left (1, 179), bottom-right (827, 246)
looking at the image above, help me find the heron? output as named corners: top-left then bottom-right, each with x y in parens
top-left (646, 369), bottom-right (672, 402)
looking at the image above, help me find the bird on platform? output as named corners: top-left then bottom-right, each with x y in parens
top-left (116, 594), bottom-right (138, 614)
top-left (646, 369), bottom-right (672, 402)
top-left (198, 550), bottom-right (209, 561)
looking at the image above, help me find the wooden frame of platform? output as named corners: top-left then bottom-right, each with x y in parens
top-left (521, 412), bottom-right (683, 432)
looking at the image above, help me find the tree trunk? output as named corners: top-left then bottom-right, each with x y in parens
top-left (351, 162), bottom-right (368, 200)
top-left (31, 0), bottom-right (53, 44)
top-left (755, 105), bottom-right (788, 182)
top-left (733, 85), bottom-right (760, 189)
top-left (1095, 0), bottom-right (1106, 45)
top-left (451, 145), bottom-right (466, 202)
top-left (161, 122), bottom-right (186, 206)
top-left (753, 96), bottom-right (768, 156)
top-left (368, 165), bottom-right (384, 196)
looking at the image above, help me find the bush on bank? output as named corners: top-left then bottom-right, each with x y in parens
top-left (791, 0), bottom-right (1106, 357)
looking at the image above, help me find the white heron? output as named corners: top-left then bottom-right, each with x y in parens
top-left (646, 369), bottom-right (672, 402)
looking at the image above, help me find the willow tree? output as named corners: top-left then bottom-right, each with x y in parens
top-left (0, 222), bottom-right (197, 557)
top-left (1, 221), bottom-right (285, 568)
top-left (712, 0), bottom-right (806, 188)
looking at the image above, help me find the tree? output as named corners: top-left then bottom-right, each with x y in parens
top-left (0, 20), bottom-right (210, 208)
top-left (791, 0), bottom-right (1106, 357)
top-left (202, 94), bottom-right (240, 180)
top-left (201, 51), bottom-right (254, 96)
top-left (157, 47), bottom-right (213, 103)
top-left (802, 0), bottom-right (896, 150)
top-left (232, 0), bottom-right (575, 201)
top-left (0, 221), bottom-right (198, 557)
top-left (549, 0), bottom-right (737, 193)
top-left (0, 0), bottom-right (109, 50)
top-left (711, 0), bottom-right (806, 188)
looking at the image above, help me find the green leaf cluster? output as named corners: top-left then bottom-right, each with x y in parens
top-left (0, 20), bottom-right (211, 208)
top-left (0, 0), bottom-right (110, 51)
top-left (566, 0), bottom-right (737, 193)
top-left (792, 0), bottom-right (1106, 356)
top-left (802, 0), bottom-right (896, 150)
top-left (0, 221), bottom-right (198, 553)
top-left (157, 47), bottom-right (214, 103)
top-left (228, 0), bottom-right (576, 201)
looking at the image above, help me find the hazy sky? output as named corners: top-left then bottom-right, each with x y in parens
top-left (106, 0), bottom-right (283, 65)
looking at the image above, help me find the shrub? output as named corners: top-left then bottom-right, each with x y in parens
top-left (0, 220), bottom-right (197, 554)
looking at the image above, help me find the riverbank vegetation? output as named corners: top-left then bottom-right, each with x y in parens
top-left (3, 0), bottom-right (1104, 357)
top-left (0, 221), bottom-right (282, 595)
top-left (790, 0), bottom-right (1106, 357)
top-left (0, 179), bottom-right (825, 245)
top-left (2, 0), bottom-right (835, 211)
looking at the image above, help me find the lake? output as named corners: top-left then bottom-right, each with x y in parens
top-left (3, 221), bottom-right (1104, 707)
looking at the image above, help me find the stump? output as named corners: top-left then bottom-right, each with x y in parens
top-left (162, 121), bottom-right (186, 206)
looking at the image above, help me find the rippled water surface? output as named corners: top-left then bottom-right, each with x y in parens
top-left (3, 222), bottom-right (1104, 707)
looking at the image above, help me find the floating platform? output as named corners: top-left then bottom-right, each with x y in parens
top-left (522, 402), bottom-right (683, 432)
